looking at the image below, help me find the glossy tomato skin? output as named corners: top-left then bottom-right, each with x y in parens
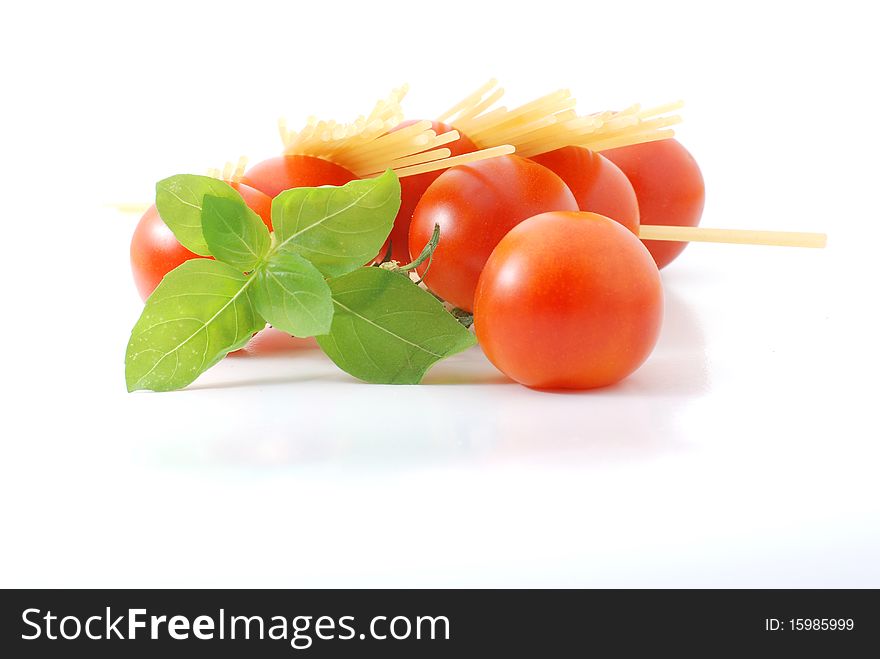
top-left (230, 181), bottom-right (273, 229)
top-left (409, 155), bottom-right (578, 312)
top-left (241, 155), bottom-right (357, 198)
top-left (530, 146), bottom-right (640, 235)
top-left (474, 211), bottom-right (663, 389)
top-left (603, 138), bottom-right (705, 269)
top-left (381, 120), bottom-right (478, 263)
top-left (130, 204), bottom-right (201, 300)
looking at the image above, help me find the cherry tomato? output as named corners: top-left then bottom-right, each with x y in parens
top-left (130, 204), bottom-right (200, 300)
top-left (602, 138), bottom-right (704, 269)
top-left (409, 155), bottom-right (578, 312)
top-left (130, 182), bottom-right (272, 300)
top-left (241, 154), bottom-right (357, 198)
top-left (474, 211), bottom-right (663, 389)
top-left (530, 146), bottom-right (640, 235)
top-left (229, 327), bottom-right (319, 356)
top-left (380, 120), bottom-right (478, 263)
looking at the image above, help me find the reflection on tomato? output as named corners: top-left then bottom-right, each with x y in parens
top-left (474, 211), bottom-right (663, 389)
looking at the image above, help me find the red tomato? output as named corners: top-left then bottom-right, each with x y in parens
top-left (229, 327), bottom-right (319, 356)
top-left (241, 154), bottom-right (357, 198)
top-left (602, 138), bottom-right (705, 269)
top-left (409, 155), bottom-right (578, 312)
top-left (130, 182), bottom-right (273, 300)
top-left (380, 120), bottom-right (478, 263)
top-left (474, 211), bottom-right (663, 389)
top-left (530, 146), bottom-right (640, 235)
top-left (130, 204), bottom-right (200, 300)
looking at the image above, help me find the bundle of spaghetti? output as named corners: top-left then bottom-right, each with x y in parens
top-left (436, 79), bottom-right (683, 159)
top-left (278, 85), bottom-right (515, 178)
top-left (438, 80), bottom-right (579, 152)
top-left (206, 156), bottom-right (249, 183)
top-left (476, 99), bottom-right (683, 159)
top-left (437, 78), bottom-right (505, 127)
top-left (505, 104), bottom-right (672, 158)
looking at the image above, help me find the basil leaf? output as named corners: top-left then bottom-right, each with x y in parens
top-left (316, 268), bottom-right (477, 384)
top-left (272, 169), bottom-right (401, 277)
top-left (201, 195), bottom-right (270, 272)
top-left (125, 260), bottom-right (263, 392)
top-left (253, 252), bottom-right (333, 338)
top-left (155, 174), bottom-right (243, 256)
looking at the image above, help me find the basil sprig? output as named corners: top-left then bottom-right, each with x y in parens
top-left (126, 170), bottom-right (475, 391)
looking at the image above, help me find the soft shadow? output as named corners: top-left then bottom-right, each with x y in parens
top-left (421, 348), bottom-right (514, 386)
top-left (660, 262), bottom-right (725, 288)
top-left (149, 291), bottom-right (708, 467)
top-left (613, 287), bottom-right (710, 397)
top-left (184, 371), bottom-right (345, 391)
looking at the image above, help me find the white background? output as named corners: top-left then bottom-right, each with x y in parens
top-left (1, 1), bottom-right (878, 586)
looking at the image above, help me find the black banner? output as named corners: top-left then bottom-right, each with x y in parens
top-left (1, 589), bottom-right (876, 656)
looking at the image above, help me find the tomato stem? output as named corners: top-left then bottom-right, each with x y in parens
top-left (399, 223), bottom-right (440, 280)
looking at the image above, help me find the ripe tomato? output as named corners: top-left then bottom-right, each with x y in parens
top-left (130, 204), bottom-right (200, 300)
top-left (530, 146), bottom-right (640, 235)
top-left (474, 211), bottom-right (663, 389)
top-left (229, 327), bottom-right (319, 356)
top-left (409, 155), bottom-right (578, 311)
top-left (241, 154), bottom-right (357, 198)
top-left (130, 182), bottom-right (272, 300)
top-left (602, 138), bottom-right (704, 269)
top-left (380, 120), bottom-right (478, 263)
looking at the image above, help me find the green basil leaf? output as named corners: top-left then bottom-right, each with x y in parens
top-left (316, 268), bottom-right (477, 384)
top-left (201, 195), bottom-right (270, 272)
top-left (253, 252), bottom-right (333, 338)
top-left (155, 174), bottom-right (243, 256)
top-left (125, 259), bottom-right (263, 392)
top-left (272, 169), bottom-right (401, 277)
